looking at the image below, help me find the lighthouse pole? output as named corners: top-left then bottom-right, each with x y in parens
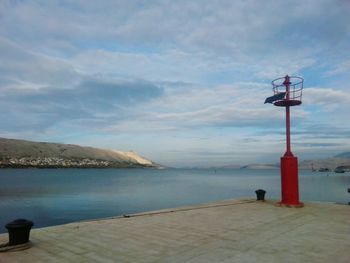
top-left (284, 76), bottom-right (292, 156)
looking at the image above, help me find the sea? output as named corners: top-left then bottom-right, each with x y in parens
top-left (0, 168), bottom-right (349, 233)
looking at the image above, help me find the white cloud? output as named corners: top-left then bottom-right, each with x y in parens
top-left (326, 60), bottom-right (350, 76)
top-left (303, 88), bottom-right (350, 109)
top-left (104, 82), bottom-right (310, 134)
top-left (0, 37), bottom-right (79, 88)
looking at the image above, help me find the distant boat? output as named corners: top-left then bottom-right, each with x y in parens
top-left (334, 167), bottom-right (346, 173)
top-left (319, 167), bottom-right (330, 172)
top-left (334, 166), bottom-right (350, 173)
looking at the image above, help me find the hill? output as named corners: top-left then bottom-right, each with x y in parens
top-left (240, 164), bottom-right (278, 169)
top-left (334, 152), bottom-right (350, 158)
top-left (299, 152), bottom-right (350, 171)
top-left (231, 152), bottom-right (350, 171)
top-left (0, 138), bottom-right (160, 168)
top-left (299, 158), bottom-right (350, 170)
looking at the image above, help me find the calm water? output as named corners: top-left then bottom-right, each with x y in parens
top-left (0, 168), bottom-right (349, 233)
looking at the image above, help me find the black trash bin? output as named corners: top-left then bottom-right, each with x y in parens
top-left (5, 219), bottom-right (34, 246)
top-left (255, 189), bottom-right (266, 201)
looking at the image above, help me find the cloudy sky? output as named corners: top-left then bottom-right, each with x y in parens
top-left (1, 0), bottom-right (350, 167)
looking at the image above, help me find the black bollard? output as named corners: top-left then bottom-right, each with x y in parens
top-left (5, 219), bottom-right (34, 246)
top-left (255, 189), bottom-right (266, 201)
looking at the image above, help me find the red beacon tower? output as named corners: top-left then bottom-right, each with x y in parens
top-left (265, 75), bottom-right (304, 207)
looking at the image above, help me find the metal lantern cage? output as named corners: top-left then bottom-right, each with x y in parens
top-left (271, 76), bottom-right (303, 107)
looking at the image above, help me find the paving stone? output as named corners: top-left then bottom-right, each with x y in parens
top-left (0, 199), bottom-right (349, 262)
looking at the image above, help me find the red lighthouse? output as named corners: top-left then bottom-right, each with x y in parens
top-left (265, 75), bottom-right (304, 207)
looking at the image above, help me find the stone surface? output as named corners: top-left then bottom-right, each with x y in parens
top-left (0, 199), bottom-right (349, 262)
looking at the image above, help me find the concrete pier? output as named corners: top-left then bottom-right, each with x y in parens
top-left (0, 199), bottom-right (349, 262)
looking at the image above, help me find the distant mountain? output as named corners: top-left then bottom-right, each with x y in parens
top-left (240, 163), bottom-right (278, 169)
top-left (292, 151), bottom-right (350, 171)
top-left (240, 152), bottom-right (350, 171)
top-left (334, 152), bottom-right (350, 158)
top-left (219, 151), bottom-right (350, 171)
top-left (0, 137), bottom-right (160, 168)
top-left (299, 157), bottom-right (350, 171)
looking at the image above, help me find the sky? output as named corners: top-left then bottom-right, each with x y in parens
top-left (0, 0), bottom-right (350, 167)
